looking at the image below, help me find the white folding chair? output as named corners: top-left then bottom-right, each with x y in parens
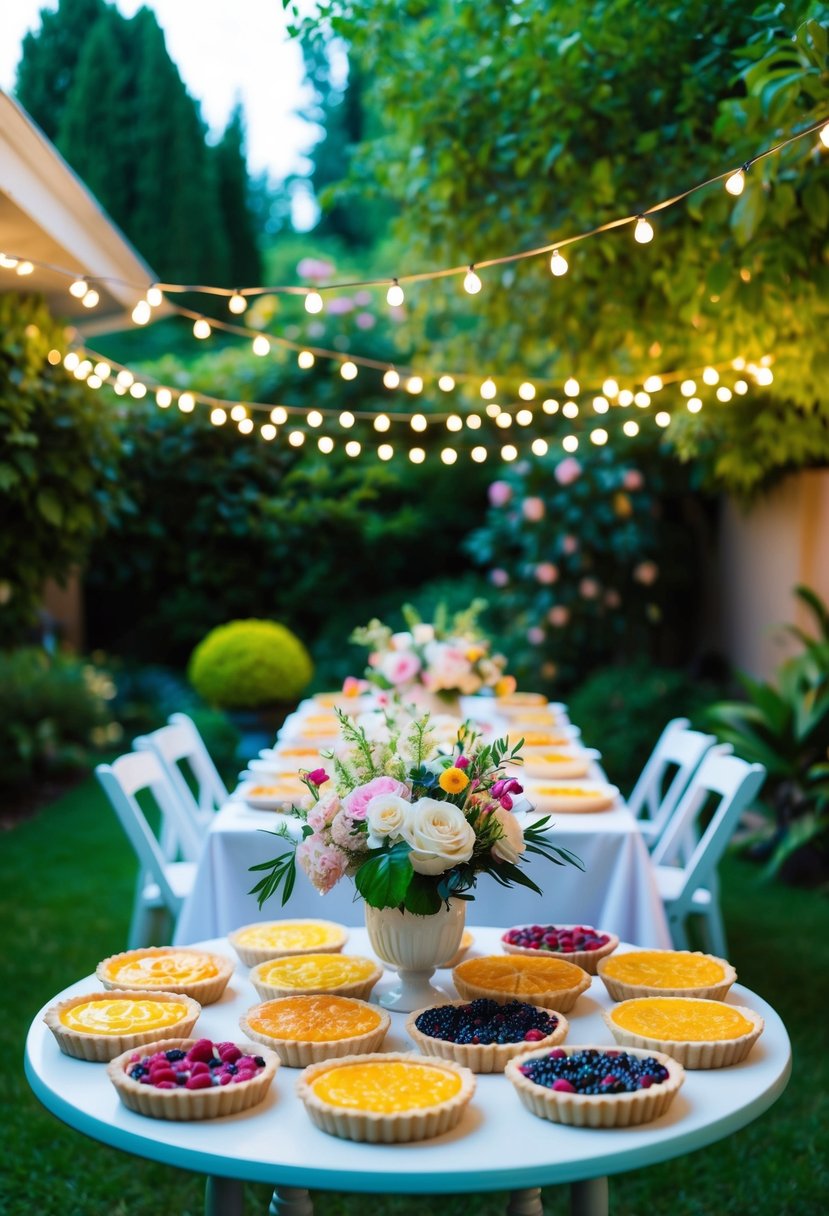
top-left (96, 751), bottom-right (202, 948)
top-left (627, 718), bottom-right (718, 849)
top-left (651, 748), bottom-right (766, 956)
top-left (134, 712), bottom-right (228, 845)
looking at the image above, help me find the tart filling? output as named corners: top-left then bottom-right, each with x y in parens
top-left (502, 924), bottom-right (619, 974)
top-left (44, 990), bottom-right (200, 1061)
top-left (506, 1045), bottom-right (685, 1127)
top-left (605, 997), bottom-right (765, 1068)
top-left (453, 953), bottom-right (590, 1011)
top-left (228, 919), bottom-right (348, 967)
top-left (250, 953), bottom-right (382, 1002)
top-left (527, 784), bottom-right (618, 813)
top-left (406, 998), bottom-right (568, 1073)
top-left (240, 994), bottom-right (390, 1066)
top-left (296, 1051), bottom-right (475, 1142)
top-left (598, 949), bottom-right (736, 1001)
top-left (96, 948), bottom-right (233, 1005)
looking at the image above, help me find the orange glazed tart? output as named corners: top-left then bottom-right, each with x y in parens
top-left (96, 948), bottom-right (233, 1005)
top-left (597, 949), bottom-right (736, 1002)
top-left (228, 919), bottom-right (348, 967)
top-left (296, 1051), bottom-right (475, 1143)
top-left (406, 998), bottom-right (568, 1073)
top-left (501, 924), bottom-right (619, 975)
top-left (240, 994), bottom-right (390, 1066)
top-left (506, 1044), bottom-right (684, 1128)
top-left (44, 990), bottom-right (201, 1062)
top-left (453, 954), bottom-right (591, 1012)
top-left (250, 953), bottom-right (382, 1002)
top-left (605, 997), bottom-right (764, 1068)
top-left (107, 1037), bottom-right (278, 1120)
top-left (527, 784), bottom-right (618, 813)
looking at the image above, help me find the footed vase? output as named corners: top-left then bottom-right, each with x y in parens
top-left (364, 899), bottom-right (465, 1012)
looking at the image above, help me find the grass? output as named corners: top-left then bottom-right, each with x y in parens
top-left (3, 776), bottom-right (828, 1216)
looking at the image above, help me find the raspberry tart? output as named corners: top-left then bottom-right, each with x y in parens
top-left (240, 994), bottom-right (390, 1066)
top-left (107, 1037), bottom-right (278, 1120)
top-left (96, 947), bottom-right (233, 1005)
top-left (44, 990), bottom-right (201, 1061)
top-left (506, 1044), bottom-right (684, 1127)
top-left (605, 997), bottom-right (764, 1068)
top-left (502, 924), bottom-right (619, 974)
top-left (597, 949), bottom-right (736, 1001)
top-left (453, 954), bottom-right (591, 1012)
top-left (228, 919), bottom-right (348, 967)
top-left (296, 1051), bottom-right (475, 1142)
top-left (250, 953), bottom-right (382, 1002)
top-left (406, 998), bottom-right (568, 1073)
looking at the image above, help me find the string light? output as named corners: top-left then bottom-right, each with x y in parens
top-left (69, 278), bottom-right (88, 298)
top-left (345, 440), bottom-right (361, 457)
top-left (230, 404), bottom-right (248, 422)
top-left (406, 375), bottom-right (424, 394)
top-left (373, 414), bottom-right (391, 432)
top-left (602, 378), bottom-right (619, 398)
top-left (383, 369), bottom-right (400, 389)
top-left (87, 374), bottom-right (102, 389)
top-left (178, 392), bottom-right (195, 412)
top-left (210, 408), bottom-right (227, 426)
top-left (228, 292), bottom-right (247, 315)
top-left (318, 436), bottom-right (334, 453)
top-left (687, 397), bottom-right (702, 413)
top-left (655, 411), bottom-right (671, 427)
top-left (495, 412), bottom-right (512, 428)
top-left (617, 389), bottom-right (634, 406)
top-left (132, 300), bottom-right (151, 325)
top-left (47, 349), bottom-right (62, 365)
top-left (531, 438), bottom-right (549, 455)
top-left (592, 396), bottom-right (609, 414)
top-left (634, 391), bottom-right (651, 408)
top-left (252, 335), bottom-right (270, 356)
top-left (288, 430), bottom-right (305, 447)
top-left (386, 279), bottom-right (405, 307)
top-left (156, 388), bottom-right (172, 408)
top-left (542, 399), bottom-right (559, 414)
top-left (681, 379), bottom-right (696, 396)
top-left (305, 290), bottom-right (323, 314)
top-left (480, 377), bottom-right (497, 400)
top-left (518, 381), bottom-right (536, 400)
top-left (562, 401), bottom-right (579, 419)
top-left (339, 411), bottom-right (355, 427)
top-left (734, 379), bottom-right (748, 395)
top-left (340, 361), bottom-right (358, 380)
top-left (562, 435), bottom-right (579, 452)
top-left (411, 414), bottom-right (428, 432)
top-left (716, 386), bottom-right (733, 402)
top-left (821, 122), bottom-right (829, 148)
top-left (725, 168), bottom-right (746, 196)
top-left (485, 403), bottom-right (502, 418)
top-left (754, 366), bottom-right (774, 385)
top-left (634, 216), bottom-right (654, 244)
top-left (378, 444), bottom-right (394, 461)
top-left (446, 415), bottom-right (463, 432)
top-left (409, 447), bottom-right (426, 463)
top-left (643, 375), bottom-right (663, 392)
top-left (238, 418), bottom-right (254, 434)
top-left (549, 249), bottom-right (569, 277)
top-left (271, 406), bottom-right (288, 424)
top-left (622, 419), bottom-right (640, 435)
top-left (193, 318), bottom-right (211, 339)
top-left (438, 375), bottom-right (456, 392)
top-left (564, 377), bottom-right (580, 397)
top-left (441, 448), bottom-right (458, 465)
top-left (466, 414), bottom-right (482, 429)
top-left (261, 423), bottom-right (277, 440)
top-left (516, 409), bottom-right (533, 426)
top-left (732, 356), bottom-right (747, 370)
top-left (463, 266), bottom-right (482, 295)
top-left (146, 285), bottom-right (163, 307)
top-left (82, 289), bottom-right (99, 308)
top-left (297, 350), bottom-right (315, 369)
top-left (129, 382), bottom-right (146, 398)
top-left (500, 444), bottom-right (518, 461)
top-left (471, 446), bottom-right (488, 462)
top-left (307, 410), bottom-right (324, 427)
top-left (591, 428), bottom-right (609, 445)
top-left (115, 369), bottom-right (133, 386)
top-left (94, 361), bottom-right (111, 379)
top-left (702, 366), bottom-right (719, 385)
top-left (16, 260), bottom-right (34, 275)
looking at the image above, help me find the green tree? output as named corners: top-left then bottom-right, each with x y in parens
top-left (212, 103), bottom-right (263, 287)
top-left (14, 0), bottom-right (108, 140)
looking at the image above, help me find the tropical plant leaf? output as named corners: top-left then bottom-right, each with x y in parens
top-left (355, 840), bottom-right (413, 909)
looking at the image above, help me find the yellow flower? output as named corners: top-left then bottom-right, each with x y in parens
top-left (465, 645), bottom-right (485, 662)
top-left (439, 767), bottom-right (470, 794)
top-left (495, 675), bottom-right (517, 697)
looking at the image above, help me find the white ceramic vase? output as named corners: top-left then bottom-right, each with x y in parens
top-left (364, 899), bottom-right (466, 1012)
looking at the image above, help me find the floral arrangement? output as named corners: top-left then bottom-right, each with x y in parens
top-left (349, 600), bottom-right (513, 705)
top-left (249, 709), bottom-right (581, 915)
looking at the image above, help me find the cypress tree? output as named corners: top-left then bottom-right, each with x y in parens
top-left (212, 103), bottom-right (262, 288)
top-left (14, 0), bottom-right (109, 140)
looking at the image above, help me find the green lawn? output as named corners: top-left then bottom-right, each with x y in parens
top-left (3, 776), bottom-right (827, 1215)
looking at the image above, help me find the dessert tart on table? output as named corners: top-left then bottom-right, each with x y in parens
top-left (228, 919), bottom-right (348, 967)
top-left (44, 990), bottom-right (201, 1062)
top-left (296, 1051), bottom-right (476, 1142)
top-left (240, 994), bottom-right (390, 1066)
top-left (501, 924), bottom-right (620, 975)
top-left (107, 1036), bottom-right (278, 1120)
top-left (494, 691), bottom-right (549, 717)
top-left (249, 952), bottom-right (382, 1002)
top-left (526, 784), bottom-right (618, 813)
top-left (522, 752), bottom-right (592, 779)
top-left (96, 947), bottom-right (233, 1005)
top-left (597, 949), bottom-right (736, 1001)
top-left (406, 997), bottom-right (568, 1073)
top-left (453, 953), bottom-right (591, 1012)
top-left (605, 996), bottom-right (764, 1068)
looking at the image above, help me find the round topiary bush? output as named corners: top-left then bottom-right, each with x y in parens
top-left (187, 620), bottom-right (313, 709)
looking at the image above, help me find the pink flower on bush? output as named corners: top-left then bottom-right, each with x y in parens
top-left (354, 290), bottom-right (372, 306)
top-left (490, 568), bottom-right (510, 588)
top-left (623, 469), bottom-right (644, 491)
top-left (306, 791), bottom-right (340, 833)
top-left (527, 626), bottom-right (545, 645)
top-left (297, 257), bottom-right (334, 281)
top-left (342, 675), bottom-right (368, 696)
top-left (488, 481), bottom-right (512, 507)
top-left (307, 768), bottom-right (329, 787)
top-left (634, 560), bottom-right (659, 586)
top-left (535, 562), bottom-right (559, 585)
top-left (327, 296), bottom-right (354, 315)
top-left (561, 535), bottom-right (579, 555)
top-left (548, 605), bottom-right (570, 627)
top-left (522, 497), bottom-right (545, 522)
top-left (329, 808), bottom-right (370, 852)
top-left (579, 578), bottom-right (600, 599)
top-left (356, 312), bottom-right (376, 329)
top-left (554, 457), bottom-right (582, 486)
top-left (296, 835), bottom-right (348, 894)
top-left (377, 650), bottom-right (422, 686)
top-left (344, 776), bottom-right (410, 821)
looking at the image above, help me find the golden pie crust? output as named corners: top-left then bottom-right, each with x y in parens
top-left (506, 1044), bottom-right (685, 1127)
top-left (107, 1037), bottom-right (278, 1120)
top-left (43, 990), bottom-right (201, 1061)
top-left (96, 947), bottom-right (233, 1005)
top-left (453, 954), bottom-right (591, 1011)
top-left (240, 995), bottom-right (390, 1066)
top-left (501, 926), bottom-right (620, 975)
top-left (605, 997), bottom-right (764, 1068)
top-left (249, 953), bottom-right (382, 1002)
top-left (406, 999), bottom-right (569, 1073)
top-left (597, 949), bottom-right (736, 1001)
top-left (228, 919), bottom-right (348, 967)
top-left (296, 1051), bottom-right (475, 1142)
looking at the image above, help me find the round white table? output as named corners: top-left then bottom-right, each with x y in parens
top-left (24, 930), bottom-right (791, 1216)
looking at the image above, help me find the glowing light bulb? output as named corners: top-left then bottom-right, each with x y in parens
top-left (340, 361), bottom-right (358, 380)
top-left (318, 436), bottom-right (334, 453)
top-left (441, 448), bottom-right (457, 465)
top-left (16, 261), bottom-right (34, 275)
top-left (466, 414), bottom-right (482, 429)
top-left (591, 428), bottom-right (609, 445)
top-left (305, 290), bottom-right (323, 314)
top-left (386, 280), bottom-right (405, 307)
top-left (564, 377), bottom-right (580, 397)
top-left (113, 383), bottom-right (127, 396)
top-left (228, 292), bottom-right (247, 314)
top-left (681, 379), bottom-right (696, 396)
top-left (230, 405), bottom-right (248, 422)
top-left (129, 382), bottom-right (146, 398)
top-left (734, 379), bottom-right (748, 395)
top-left (655, 411), bottom-right (671, 427)
top-left (446, 415), bottom-right (463, 432)
top-left (409, 447), bottom-right (426, 464)
top-left (252, 335), bottom-right (271, 357)
top-left (307, 410), bottom-right (324, 427)
top-left (725, 169), bottom-right (745, 196)
top-left (297, 350), bottom-right (315, 369)
top-left (339, 411), bottom-right (355, 428)
top-left (531, 438), bottom-right (549, 456)
top-left (754, 366), bottom-right (773, 385)
top-left (542, 399), bottom-right (559, 414)
top-left (383, 369), bottom-right (400, 389)
top-left (617, 389), bottom-right (634, 407)
top-left (378, 444), bottom-right (394, 461)
top-left (345, 440), bottom-right (361, 457)
top-left (132, 300), bottom-right (151, 325)
top-left (480, 377), bottom-right (497, 400)
top-left (261, 423), bottom-right (277, 440)
top-left (373, 414), bottom-right (391, 432)
top-left (549, 249), bottom-right (569, 277)
top-left (701, 367), bottom-right (719, 385)
top-left (0, 254), bottom-right (18, 269)
top-left (634, 391), bottom-right (651, 408)
top-left (562, 401), bottom-right (579, 419)
top-left (716, 386), bottom-right (732, 402)
top-left (271, 406), bottom-right (288, 425)
top-left (562, 435), bottom-right (579, 453)
top-left (146, 285), bottom-right (163, 308)
top-left (47, 349), bottom-right (62, 365)
top-left (411, 414), bottom-right (428, 432)
top-left (463, 266), bottom-right (482, 294)
top-left (622, 419), bottom-right (640, 436)
top-left (238, 418), bottom-right (254, 434)
top-left (485, 403), bottom-right (502, 417)
top-left (518, 381), bottom-right (536, 401)
top-left (496, 412), bottom-right (512, 428)
top-left (821, 122), bottom-right (829, 149)
top-left (288, 430), bottom-right (305, 447)
top-left (94, 362), bottom-right (111, 379)
top-left (87, 374), bottom-right (101, 389)
top-left (516, 409), bottom-right (533, 426)
top-left (178, 392), bottom-right (195, 413)
top-left (592, 396), bottom-right (609, 414)
top-left (438, 375), bottom-right (456, 392)
top-left (210, 408), bottom-right (227, 426)
top-left (471, 446), bottom-right (488, 462)
top-left (406, 375), bottom-right (423, 394)
top-left (69, 279), bottom-right (88, 298)
top-left (687, 398), bottom-right (702, 413)
top-left (602, 378), bottom-right (619, 398)
top-left (634, 216), bottom-right (654, 244)
top-left (193, 318), bottom-right (211, 339)
top-left (82, 289), bottom-right (99, 308)
top-left (156, 388), bottom-right (172, 408)
top-left (500, 444), bottom-right (518, 461)
top-left (643, 375), bottom-right (663, 393)
top-left (115, 369), bottom-right (133, 386)
top-left (732, 356), bottom-right (746, 370)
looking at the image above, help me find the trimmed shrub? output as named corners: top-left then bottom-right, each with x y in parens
top-left (188, 620), bottom-right (313, 709)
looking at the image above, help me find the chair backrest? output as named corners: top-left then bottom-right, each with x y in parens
top-left (650, 747), bottom-right (766, 899)
top-left (627, 718), bottom-right (717, 844)
top-left (135, 713), bottom-right (228, 831)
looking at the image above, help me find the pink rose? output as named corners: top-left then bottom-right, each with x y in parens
top-left (488, 481), bottom-right (512, 507)
top-left (634, 561), bottom-right (659, 586)
top-left (579, 578), bottom-right (600, 599)
top-left (561, 535), bottom-right (579, 555)
top-left (377, 650), bottom-right (422, 686)
top-left (527, 626), bottom-right (545, 645)
top-left (535, 562), bottom-right (559, 585)
top-left (296, 835), bottom-right (348, 894)
top-left (548, 605), bottom-right (570, 627)
top-left (307, 768), bottom-right (329, 786)
top-left (522, 497), bottom-right (545, 522)
top-left (623, 469), bottom-right (644, 491)
top-left (344, 776), bottom-right (410, 821)
top-left (306, 791), bottom-right (341, 833)
top-left (554, 457), bottom-right (582, 486)
top-left (329, 808), bottom-right (369, 851)
top-left (490, 568), bottom-right (510, 588)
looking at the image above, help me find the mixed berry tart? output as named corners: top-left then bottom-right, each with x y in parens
top-left (505, 1044), bottom-right (684, 1127)
top-left (502, 924), bottom-right (619, 974)
top-left (228, 919), bottom-right (348, 967)
top-left (453, 953), bottom-right (591, 1012)
top-left (597, 949), bottom-right (736, 1001)
top-left (406, 997), bottom-right (568, 1073)
top-left (96, 947), bottom-right (233, 1005)
top-left (605, 996), bottom-right (764, 1068)
top-left (240, 994), bottom-right (390, 1066)
top-left (44, 989), bottom-right (201, 1062)
top-left (249, 952), bottom-right (382, 1002)
top-left (107, 1037), bottom-right (279, 1120)
top-left (296, 1051), bottom-right (476, 1143)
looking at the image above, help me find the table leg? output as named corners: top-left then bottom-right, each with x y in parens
top-left (269, 1187), bottom-right (314, 1216)
top-left (570, 1176), bottom-right (608, 1216)
top-left (507, 1188), bottom-right (544, 1215)
top-left (205, 1176), bottom-right (245, 1216)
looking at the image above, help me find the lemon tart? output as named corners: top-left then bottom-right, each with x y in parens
top-left (495, 692), bottom-right (548, 717)
top-left (250, 953), bottom-right (382, 1002)
top-left (406, 998), bottom-right (568, 1073)
top-left (297, 1051), bottom-right (475, 1142)
top-left (240, 994), bottom-right (390, 1066)
top-left (44, 990), bottom-right (201, 1061)
top-left (228, 919), bottom-right (348, 967)
top-left (506, 1044), bottom-right (684, 1127)
top-left (522, 753), bottom-right (591, 779)
top-left (597, 949), bottom-right (736, 1001)
top-left (107, 1036), bottom-right (278, 1120)
top-left (502, 924), bottom-right (619, 974)
top-left (527, 784), bottom-right (618, 813)
top-left (96, 947), bottom-right (233, 1005)
top-left (453, 954), bottom-right (591, 1011)
top-left (605, 997), bottom-right (764, 1068)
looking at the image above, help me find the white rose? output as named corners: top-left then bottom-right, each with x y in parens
top-left (390, 630), bottom-right (414, 651)
top-left (402, 797), bottom-right (476, 875)
top-left (491, 807), bottom-right (526, 865)
top-left (364, 793), bottom-right (409, 847)
top-left (413, 623), bottom-right (435, 644)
